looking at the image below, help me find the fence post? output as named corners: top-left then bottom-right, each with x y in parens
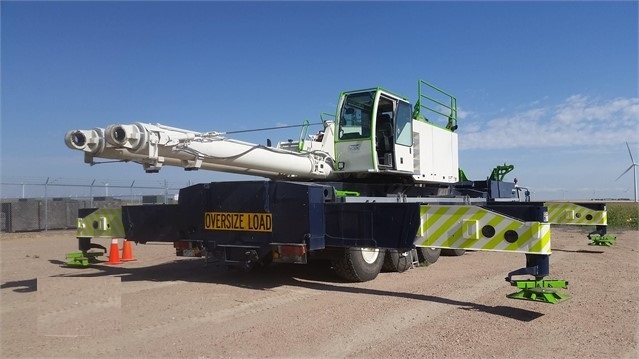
top-left (164, 179), bottom-right (168, 204)
top-left (44, 177), bottom-right (49, 231)
top-left (90, 179), bottom-right (95, 207)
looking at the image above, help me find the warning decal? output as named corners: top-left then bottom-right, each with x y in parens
top-left (204, 212), bottom-right (272, 232)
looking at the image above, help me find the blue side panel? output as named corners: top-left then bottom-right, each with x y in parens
top-left (122, 204), bottom-right (182, 243)
top-left (120, 181), bottom-right (420, 256)
top-left (324, 202), bottom-right (420, 250)
top-left (175, 181), bottom-right (330, 261)
top-left (307, 185), bottom-right (326, 251)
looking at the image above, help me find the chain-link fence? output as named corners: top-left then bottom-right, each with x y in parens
top-left (1, 177), bottom-right (191, 200)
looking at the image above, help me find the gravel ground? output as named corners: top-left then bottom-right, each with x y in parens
top-left (1, 227), bottom-right (637, 358)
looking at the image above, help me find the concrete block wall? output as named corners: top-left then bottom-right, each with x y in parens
top-left (1, 198), bottom-right (124, 232)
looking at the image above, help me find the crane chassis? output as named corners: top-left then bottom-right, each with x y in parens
top-left (63, 80), bottom-right (611, 303)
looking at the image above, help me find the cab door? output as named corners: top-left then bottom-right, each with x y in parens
top-left (334, 91), bottom-right (376, 173)
top-left (374, 95), bottom-right (395, 170)
top-left (374, 96), bottom-right (414, 173)
top-left (393, 100), bottom-right (414, 173)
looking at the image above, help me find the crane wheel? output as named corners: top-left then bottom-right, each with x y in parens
top-left (417, 247), bottom-right (441, 265)
top-left (251, 252), bottom-right (273, 270)
top-left (382, 250), bottom-right (412, 273)
top-left (442, 249), bottom-right (466, 256)
top-left (332, 247), bottom-right (385, 282)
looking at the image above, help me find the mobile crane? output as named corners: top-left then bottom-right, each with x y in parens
top-left (65, 80), bottom-right (568, 303)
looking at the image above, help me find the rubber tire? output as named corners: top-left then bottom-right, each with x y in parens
top-left (417, 247), bottom-right (441, 265)
top-left (442, 249), bottom-right (466, 256)
top-left (333, 247), bottom-right (385, 282)
top-left (382, 249), bottom-right (413, 273)
top-left (251, 252), bottom-right (273, 270)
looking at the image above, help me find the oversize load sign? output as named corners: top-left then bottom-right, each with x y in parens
top-left (204, 212), bottom-right (273, 232)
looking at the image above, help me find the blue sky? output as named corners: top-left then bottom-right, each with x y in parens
top-left (1, 1), bottom-right (638, 200)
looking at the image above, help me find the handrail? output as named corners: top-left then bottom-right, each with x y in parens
top-left (413, 80), bottom-right (458, 132)
top-left (298, 119), bottom-right (310, 152)
top-left (320, 112), bottom-right (335, 123)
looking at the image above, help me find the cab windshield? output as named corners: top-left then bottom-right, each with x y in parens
top-left (338, 91), bottom-right (374, 140)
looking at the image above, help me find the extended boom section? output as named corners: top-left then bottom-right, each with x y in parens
top-left (65, 122), bottom-right (335, 179)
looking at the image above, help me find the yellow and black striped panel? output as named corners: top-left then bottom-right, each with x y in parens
top-left (414, 205), bottom-right (551, 254)
top-left (545, 202), bottom-right (607, 226)
top-left (76, 208), bottom-right (125, 238)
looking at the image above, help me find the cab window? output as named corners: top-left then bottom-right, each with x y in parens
top-left (338, 91), bottom-right (374, 140)
top-left (395, 101), bottom-right (412, 146)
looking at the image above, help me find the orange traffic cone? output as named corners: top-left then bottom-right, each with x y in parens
top-left (121, 240), bottom-right (136, 261)
top-left (105, 238), bottom-right (122, 265)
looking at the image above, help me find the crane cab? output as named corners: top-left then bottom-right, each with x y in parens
top-left (334, 83), bottom-right (459, 184)
top-left (334, 88), bottom-right (413, 175)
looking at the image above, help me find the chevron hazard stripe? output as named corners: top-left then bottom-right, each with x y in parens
top-left (76, 208), bottom-right (125, 238)
top-left (414, 205), bottom-right (551, 254)
top-left (545, 202), bottom-right (607, 226)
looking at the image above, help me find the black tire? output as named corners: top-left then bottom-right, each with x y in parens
top-left (416, 247), bottom-right (441, 265)
top-left (252, 252), bottom-right (273, 270)
top-left (442, 248), bottom-right (466, 256)
top-left (333, 247), bottom-right (385, 282)
top-left (382, 249), bottom-right (413, 273)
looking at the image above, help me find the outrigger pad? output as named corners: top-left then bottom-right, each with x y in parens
top-left (65, 251), bottom-right (103, 267)
top-left (587, 234), bottom-right (617, 247)
top-left (507, 279), bottom-right (570, 304)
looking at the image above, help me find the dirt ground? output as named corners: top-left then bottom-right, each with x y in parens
top-left (1, 227), bottom-right (637, 358)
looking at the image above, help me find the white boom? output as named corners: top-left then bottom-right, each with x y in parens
top-left (65, 84), bottom-right (461, 185)
top-left (65, 121), bottom-right (336, 179)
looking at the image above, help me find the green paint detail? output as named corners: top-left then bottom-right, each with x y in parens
top-left (524, 223), bottom-right (550, 253)
top-left (419, 205), bottom-right (550, 254)
top-left (506, 222), bottom-right (533, 252)
top-left (373, 86), bottom-right (409, 101)
top-left (317, 112), bottom-right (338, 169)
top-left (588, 234), bottom-right (617, 246)
top-left (298, 119), bottom-right (310, 152)
top-left (425, 206), bottom-right (473, 246)
top-left (335, 190), bottom-right (360, 197)
top-left (458, 168), bottom-right (469, 182)
top-left (511, 279), bottom-right (568, 289)
top-left (507, 279), bottom-right (570, 304)
top-left (65, 252), bottom-right (103, 267)
top-left (320, 112), bottom-right (335, 122)
top-left (483, 216), bottom-right (517, 250)
top-left (489, 163), bottom-right (514, 181)
top-left (454, 208), bottom-right (492, 249)
top-left (76, 208), bottom-right (125, 238)
top-left (545, 202), bottom-right (608, 226)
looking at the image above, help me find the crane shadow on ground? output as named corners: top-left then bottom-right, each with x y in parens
top-left (2, 256), bottom-right (548, 323)
top-left (551, 248), bottom-right (605, 254)
top-left (0, 278), bottom-right (37, 293)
